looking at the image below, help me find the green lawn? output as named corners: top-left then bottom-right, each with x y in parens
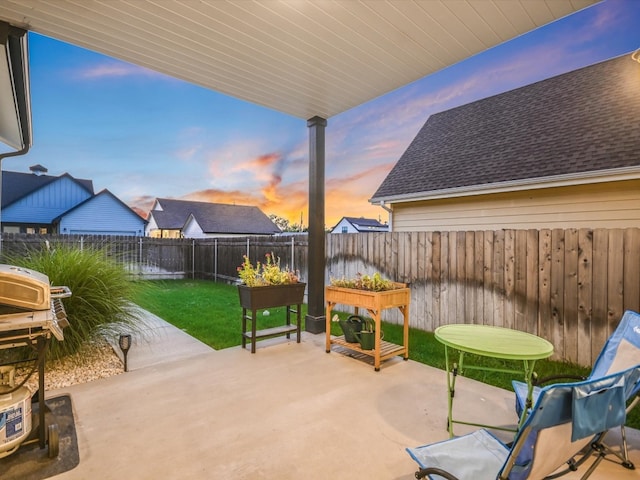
top-left (132, 279), bottom-right (638, 429)
top-left (132, 279), bottom-right (307, 350)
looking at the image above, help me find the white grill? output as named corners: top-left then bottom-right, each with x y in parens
top-left (0, 265), bottom-right (72, 458)
top-left (0, 265), bottom-right (71, 344)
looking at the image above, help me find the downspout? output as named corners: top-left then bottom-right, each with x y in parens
top-left (379, 201), bottom-right (393, 232)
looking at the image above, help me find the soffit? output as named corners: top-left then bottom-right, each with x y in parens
top-left (0, 0), bottom-right (597, 119)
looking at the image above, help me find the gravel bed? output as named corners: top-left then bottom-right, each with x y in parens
top-left (15, 339), bottom-right (124, 393)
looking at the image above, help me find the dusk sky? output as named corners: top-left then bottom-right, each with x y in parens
top-left (2, 0), bottom-right (640, 228)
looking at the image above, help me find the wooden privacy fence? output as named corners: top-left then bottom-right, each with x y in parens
top-left (2, 229), bottom-right (638, 365)
top-left (326, 229), bottom-right (640, 366)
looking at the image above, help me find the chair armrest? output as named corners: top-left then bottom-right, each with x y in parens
top-left (416, 467), bottom-right (459, 480)
top-left (534, 374), bottom-right (586, 386)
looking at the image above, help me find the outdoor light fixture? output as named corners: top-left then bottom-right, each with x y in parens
top-left (118, 334), bottom-right (132, 372)
top-left (633, 49), bottom-right (640, 64)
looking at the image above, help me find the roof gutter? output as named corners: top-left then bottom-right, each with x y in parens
top-left (0, 22), bottom-right (31, 254)
top-left (369, 166), bottom-right (640, 205)
top-left (0, 22), bottom-right (31, 160)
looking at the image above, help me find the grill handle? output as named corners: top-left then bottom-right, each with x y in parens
top-left (50, 286), bottom-right (72, 299)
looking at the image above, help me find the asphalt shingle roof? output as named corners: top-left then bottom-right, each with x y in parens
top-left (152, 198), bottom-right (280, 234)
top-left (371, 54), bottom-right (640, 201)
top-left (1, 171), bottom-right (94, 207)
top-left (343, 217), bottom-right (386, 230)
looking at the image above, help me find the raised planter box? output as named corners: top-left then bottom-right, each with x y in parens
top-left (325, 283), bottom-right (410, 371)
top-left (238, 283), bottom-right (306, 353)
top-left (324, 283), bottom-right (409, 312)
top-left (238, 282), bottom-right (306, 310)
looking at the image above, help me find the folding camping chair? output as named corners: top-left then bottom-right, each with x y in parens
top-left (513, 309), bottom-right (640, 471)
top-left (406, 366), bottom-right (640, 480)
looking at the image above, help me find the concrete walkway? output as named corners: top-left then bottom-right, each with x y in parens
top-left (45, 313), bottom-right (640, 479)
top-left (108, 308), bottom-right (215, 370)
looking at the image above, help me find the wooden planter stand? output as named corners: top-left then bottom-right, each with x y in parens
top-left (238, 283), bottom-right (305, 353)
top-left (325, 283), bottom-right (410, 371)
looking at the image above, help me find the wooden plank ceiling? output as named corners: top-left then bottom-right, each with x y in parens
top-left (0, 0), bottom-right (597, 120)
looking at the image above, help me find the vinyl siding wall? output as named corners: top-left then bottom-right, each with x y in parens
top-left (183, 217), bottom-right (204, 238)
top-left (2, 176), bottom-right (92, 223)
top-left (391, 180), bottom-right (640, 232)
top-left (59, 194), bottom-right (144, 236)
top-left (331, 218), bottom-right (358, 234)
top-left (146, 215), bottom-right (159, 233)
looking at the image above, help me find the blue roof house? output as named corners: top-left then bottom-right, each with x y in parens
top-left (55, 189), bottom-right (145, 236)
top-left (1, 167), bottom-right (145, 236)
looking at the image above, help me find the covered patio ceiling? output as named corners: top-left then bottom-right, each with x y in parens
top-left (0, 0), bottom-right (598, 331)
top-left (0, 0), bottom-right (597, 120)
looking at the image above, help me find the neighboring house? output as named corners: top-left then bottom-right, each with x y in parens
top-left (146, 198), bottom-right (281, 238)
top-left (330, 217), bottom-right (388, 234)
top-left (1, 166), bottom-right (145, 236)
top-left (55, 189), bottom-right (146, 236)
top-left (2, 168), bottom-right (94, 234)
top-left (370, 54), bottom-right (640, 232)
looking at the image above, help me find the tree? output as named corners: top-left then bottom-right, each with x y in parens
top-left (269, 214), bottom-right (290, 231)
top-left (269, 214), bottom-right (306, 232)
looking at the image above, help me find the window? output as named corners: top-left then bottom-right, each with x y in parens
top-left (341, 226), bottom-right (348, 233)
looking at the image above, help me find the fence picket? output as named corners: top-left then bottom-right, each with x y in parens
top-left (538, 229), bottom-right (552, 343)
top-left (483, 231), bottom-right (494, 326)
top-left (493, 230), bottom-right (505, 328)
top-left (624, 229), bottom-right (640, 313)
top-left (607, 230), bottom-right (624, 337)
top-left (591, 229), bottom-right (607, 356)
top-left (474, 231), bottom-right (484, 325)
top-left (464, 231), bottom-right (474, 323)
top-left (550, 229), bottom-right (565, 361)
top-left (504, 230), bottom-right (515, 330)
top-left (577, 229), bottom-right (593, 366)
top-left (564, 229), bottom-right (579, 364)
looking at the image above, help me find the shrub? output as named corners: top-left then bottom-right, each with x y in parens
top-left (4, 242), bottom-right (147, 360)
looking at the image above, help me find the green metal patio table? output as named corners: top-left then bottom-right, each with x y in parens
top-left (435, 324), bottom-right (554, 437)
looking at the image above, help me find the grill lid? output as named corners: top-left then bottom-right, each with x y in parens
top-left (0, 264), bottom-right (51, 311)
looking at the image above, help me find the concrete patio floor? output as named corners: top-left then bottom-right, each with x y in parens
top-left (45, 313), bottom-right (640, 479)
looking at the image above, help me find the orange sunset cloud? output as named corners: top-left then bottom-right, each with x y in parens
top-left (178, 166), bottom-right (387, 229)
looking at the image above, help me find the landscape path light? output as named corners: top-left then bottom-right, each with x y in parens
top-left (118, 334), bottom-right (132, 372)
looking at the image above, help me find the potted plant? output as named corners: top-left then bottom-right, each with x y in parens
top-left (237, 253), bottom-right (305, 310)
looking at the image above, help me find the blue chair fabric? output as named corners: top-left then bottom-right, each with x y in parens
top-left (407, 366), bottom-right (640, 480)
top-left (513, 309), bottom-right (640, 471)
